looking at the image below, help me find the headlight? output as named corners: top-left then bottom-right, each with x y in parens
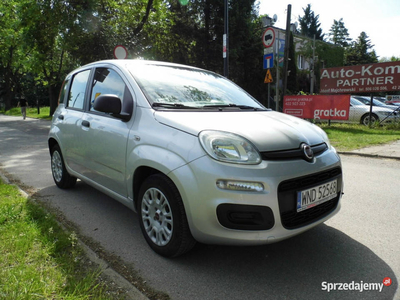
top-left (199, 130), bottom-right (261, 164)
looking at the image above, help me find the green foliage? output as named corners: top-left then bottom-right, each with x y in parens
top-left (0, 178), bottom-right (117, 299)
top-left (345, 31), bottom-right (378, 66)
top-left (1, 0), bottom-right (381, 115)
top-left (298, 4), bottom-right (324, 41)
top-left (2, 106), bottom-right (52, 120)
top-left (319, 123), bottom-right (400, 151)
top-left (296, 36), bottom-right (344, 93)
top-left (328, 18), bottom-right (351, 47)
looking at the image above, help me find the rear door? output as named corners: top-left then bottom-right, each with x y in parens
top-left (58, 69), bottom-right (92, 174)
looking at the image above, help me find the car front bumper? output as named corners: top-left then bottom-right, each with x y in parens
top-left (170, 148), bottom-right (343, 245)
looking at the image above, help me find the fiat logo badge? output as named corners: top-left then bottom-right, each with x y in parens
top-left (301, 143), bottom-right (314, 161)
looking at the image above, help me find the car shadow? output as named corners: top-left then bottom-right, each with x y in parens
top-left (35, 182), bottom-right (397, 300)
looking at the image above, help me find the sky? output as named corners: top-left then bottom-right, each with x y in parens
top-left (258, 0), bottom-right (400, 59)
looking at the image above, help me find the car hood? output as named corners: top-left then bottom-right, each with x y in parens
top-left (154, 111), bottom-right (327, 152)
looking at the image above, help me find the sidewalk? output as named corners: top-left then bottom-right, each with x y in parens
top-left (338, 139), bottom-right (400, 160)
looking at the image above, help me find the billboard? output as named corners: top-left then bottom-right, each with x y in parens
top-left (320, 61), bottom-right (400, 94)
top-left (283, 95), bottom-right (350, 120)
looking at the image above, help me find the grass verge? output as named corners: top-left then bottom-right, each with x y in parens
top-left (2, 106), bottom-right (52, 120)
top-left (0, 177), bottom-right (124, 299)
top-left (319, 123), bottom-right (400, 151)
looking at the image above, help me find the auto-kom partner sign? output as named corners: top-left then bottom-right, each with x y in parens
top-left (320, 61), bottom-right (400, 94)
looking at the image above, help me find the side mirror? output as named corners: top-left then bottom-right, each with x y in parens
top-left (93, 95), bottom-right (130, 121)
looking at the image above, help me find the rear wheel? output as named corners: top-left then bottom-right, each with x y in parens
top-left (361, 113), bottom-right (379, 126)
top-left (138, 174), bottom-right (196, 257)
top-left (51, 145), bottom-right (77, 189)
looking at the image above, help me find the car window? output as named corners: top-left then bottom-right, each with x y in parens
top-left (90, 68), bottom-right (132, 114)
top-left (350, 98), bottom-right (364, 106)
top-left (58, 78), bottom-right (70, 104)
top-left (67, 70), bottom-right (90, 110)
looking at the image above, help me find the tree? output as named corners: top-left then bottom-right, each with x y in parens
top-left (379, 56), bottom-right (400, 62)
top-left (328, 18), bottom-right (351, 47)
top-left (345, 31), bottom-right (378, 66)
top-left (147, 0), bottom-right (265, 103)
top-left (15, 0), bottom-right (165, 115)
top-left (298, 4), bottom-right (324, 41)
top-left (0, 0), bottom-right (31, 110)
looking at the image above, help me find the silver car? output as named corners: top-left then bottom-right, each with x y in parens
top-left (348, 97), bottom-right (398, 125)
top-left (48, 60), bottom-right (343, 257)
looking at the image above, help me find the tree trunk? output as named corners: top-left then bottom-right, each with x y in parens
top-left (49, 85), bottom-right (58, 116)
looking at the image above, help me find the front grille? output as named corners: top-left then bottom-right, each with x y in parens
top-left (261, 143), bottom-right (327, 161)
top-left (278, 168), bottom-right (342, 229)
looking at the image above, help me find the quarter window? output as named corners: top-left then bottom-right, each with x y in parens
top-left (67, 70), bottom-right (90, 109)
top-left (58, 78), bottom-right (70, 104)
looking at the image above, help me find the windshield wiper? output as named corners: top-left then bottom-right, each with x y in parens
top-left (203, 104), bottom-right (265, 111)
top-left (152, 102), bottom-right (198, 109)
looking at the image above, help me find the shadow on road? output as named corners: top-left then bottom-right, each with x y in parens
top-left (35, 182), bottom-right (397, 300)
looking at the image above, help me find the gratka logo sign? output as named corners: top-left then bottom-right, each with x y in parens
top-left (283, 95), bottom-right (350, 120)
top-left (314, 108), bottom-right (347, 119)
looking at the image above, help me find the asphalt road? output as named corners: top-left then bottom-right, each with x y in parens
top-left (0, 115), bottom-right (399, 300)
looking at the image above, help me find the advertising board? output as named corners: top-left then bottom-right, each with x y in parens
top-left (283, 95), bottom-right (350, 120)
top-left (320, 61), bottom-right (400, 94)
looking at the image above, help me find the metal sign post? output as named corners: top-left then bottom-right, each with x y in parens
top-left (275, 31), bottom-right (280, 112)
top-left (262, 27), bottom-right (275, 109)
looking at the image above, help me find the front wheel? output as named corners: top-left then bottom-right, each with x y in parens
top-left (51, 145), bottom-right (77, 189)
top-left (138, 174), bottom-right (196, 257)
top-left (361, 113), bottom-right (379, 126)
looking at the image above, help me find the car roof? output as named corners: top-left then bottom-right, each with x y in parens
top-left (79, 59), bottom-right (204, 72)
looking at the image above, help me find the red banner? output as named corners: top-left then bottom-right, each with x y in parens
top-left (283, 95), bottom-right (350, 120)
top-left (320, 61), bottom-right (400, 94)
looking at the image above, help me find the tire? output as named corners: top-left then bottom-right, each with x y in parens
top-left (361, 113), bottom-right (379, 126)
top-left (138, 174), bottom-right (196, 257)
top-left (50, 145), bottom-right (77, 189)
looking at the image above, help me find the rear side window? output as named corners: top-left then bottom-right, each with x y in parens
top-left (90, 68), bottom-right (133, 115)
top-left (67, 70), bottom-right (90, 110)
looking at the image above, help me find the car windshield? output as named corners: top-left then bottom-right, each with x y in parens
top-left (128, 63), bottom-right (265, 110)
top-left (372, 99), bottom-right (386, 106)
top-left (350, 98), bottom-right (365, 106)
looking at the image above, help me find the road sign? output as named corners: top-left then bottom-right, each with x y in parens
top-left (276, 38), bottom-right (285, 67)
top-left (262, 28), bottom-right (275, 48)
top-left (223, 34), bottom-right (227, 58)
top-left (263, 53), bottom-right (274, 69)
top-left (114, 45), bottom-right (128, 59)
top-left (264, 47), bottom-right (273, 55)
top-left (264, 69), bottom-right (273, 83)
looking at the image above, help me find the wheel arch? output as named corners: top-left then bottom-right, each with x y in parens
top-left (132, 166), bottom-right (162, 211)
top-left (48, 137), bottom-right (59, 153)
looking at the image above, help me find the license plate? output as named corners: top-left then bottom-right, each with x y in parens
top-left (296, 179), bottom-right (337, 212)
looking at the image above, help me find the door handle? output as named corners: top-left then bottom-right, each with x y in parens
top-left (58, 115), bottom-right (64, 120)
top-left (82, 120), bottom-right (90, 128)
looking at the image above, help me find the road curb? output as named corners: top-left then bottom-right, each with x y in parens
top-left (338, 151), bottom-right (400, 161)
